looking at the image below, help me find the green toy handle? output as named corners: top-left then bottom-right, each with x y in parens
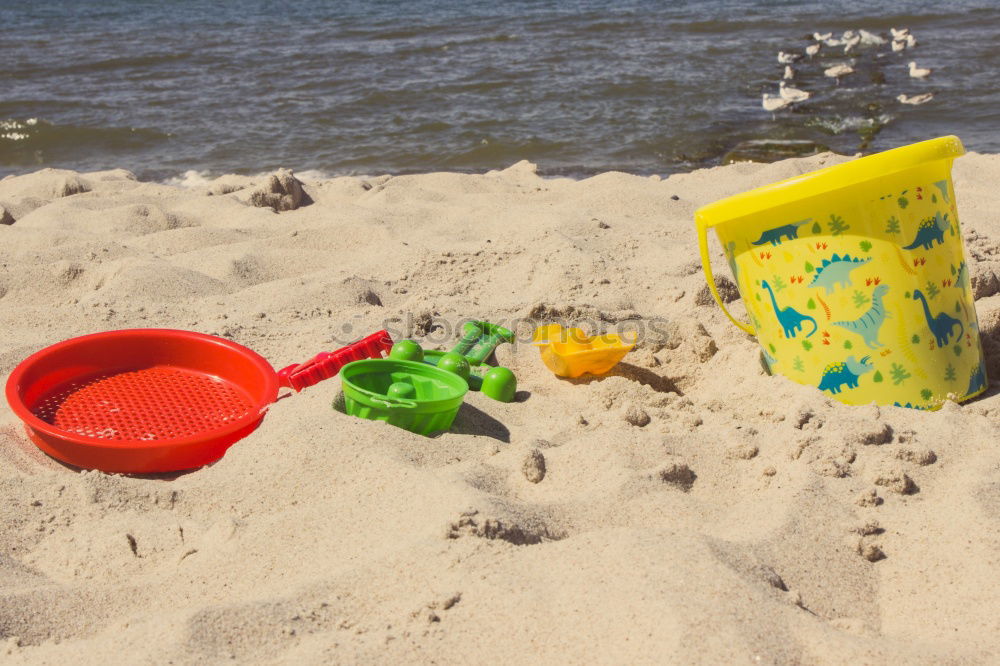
top-left (451, 321), bottom-right (514, 365)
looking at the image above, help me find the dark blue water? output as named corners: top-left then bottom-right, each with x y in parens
top-left (1, 1), bottom-right (998, 181)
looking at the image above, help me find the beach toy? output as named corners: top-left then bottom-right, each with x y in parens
top-left (387, 320), bottom-right (517, 402)
top-left (339, 359), bottom-right (468, 435)
top-left (533, 324), bottom-right (636, 378)
top-left (696, 136), bottom-right (987, 410)
top-left (450, 321), bottom-right (515, 365)
top-left (4, 329), bottom-right (393, 473)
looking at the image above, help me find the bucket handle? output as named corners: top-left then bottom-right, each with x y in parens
top-left (697, 218), bottom-right (756, 336)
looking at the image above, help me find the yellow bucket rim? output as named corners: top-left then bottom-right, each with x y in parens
top-left (695, 135), bottom-right (965, 228)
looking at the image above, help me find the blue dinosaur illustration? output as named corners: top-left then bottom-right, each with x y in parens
top-left (967, 363), bottom-right (987, 395)
top-left (933, 180), bottom-right (950, 203)
top-left (832, 285), bottom-right (890, 349)
top-left (751, 219), bottom-right (810, 246)
top-left (761, 280), bottom-right (817, 338)
top-left (902, 212), bottom-right (950, 251)
top-left (893, 402), bottom-right (930, 411)
top-left (912, 290), bottom-right (964, 348)
top-left (818, 355), bottom-right (874, 394)
top-left (808, 254), bottom-right (872, 295)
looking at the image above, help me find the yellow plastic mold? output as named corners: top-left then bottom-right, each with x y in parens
top-left (533, 324), bottom-right (636, 378)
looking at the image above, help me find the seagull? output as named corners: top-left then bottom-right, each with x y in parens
top-left (842, 30), bottom-right (857, 40)
top-left (762, 93), bottom-right (792, 115)
top-left (890, 27), bottom-right (910, 40)
top-left (892, 39), bottom-right (906, 52)
top-left (824, 37), bottom-right (843, 47)
top-left (898, 93), bottom-right (934, 105)
top-left (905, 33), bottom-right (917, 48)
top-left (779, 80), bottom-right (811, 102)
top-left (843, 34), bottom-right (862, 53)
top-left (909, 61), bottom-right (932, 78)
top-left (778, 51), bottom-right (802, 64)
top-left (806, 43), bottom-right (821, 58)
top-left (783, 65), bottom-right (795, 79)
top-left (813, 31), bottom-right (833, 41)
top-left (825, 63), bottom-right (855, 84)
top-left (859, 29), bottom-right (886, 45)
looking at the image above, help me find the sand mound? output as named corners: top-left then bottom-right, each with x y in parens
top-left (0, 155), bottom-right (998, 663)
top-left (238, 169), bottom-right (310, 212)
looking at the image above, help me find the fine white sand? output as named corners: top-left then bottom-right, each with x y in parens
top-left (1, 156), bottom-right (999, 663)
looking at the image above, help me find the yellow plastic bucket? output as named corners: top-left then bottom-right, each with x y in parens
top-left (695, 136), bottom-right (987, 410)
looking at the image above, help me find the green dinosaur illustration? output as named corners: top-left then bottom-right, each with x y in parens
top-left (832, 285), bottom-right (890, 349)
top-left (808, 254), bottom-right (872, 295)
top-left (912, 290), bottom-right (964, 348)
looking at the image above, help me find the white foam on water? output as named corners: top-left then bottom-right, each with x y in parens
top-left (164, 169), bottom-right (214, 188)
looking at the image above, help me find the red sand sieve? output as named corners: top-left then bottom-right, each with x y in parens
top-left (4, 328), bottom-right (393, 473)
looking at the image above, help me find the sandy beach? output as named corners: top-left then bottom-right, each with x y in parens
top-left (2, 154), bottom-right (999, 663)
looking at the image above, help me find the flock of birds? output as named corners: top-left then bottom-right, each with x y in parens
top-left (762, 27), bottom-right (935, 116)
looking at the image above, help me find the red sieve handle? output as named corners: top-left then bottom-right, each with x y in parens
top-left (277, 330), bottom-right (394, 392)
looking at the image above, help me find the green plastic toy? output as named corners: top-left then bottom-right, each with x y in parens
top-left (388, 321), bottom-right (517, 403)
top-left (340, 359), bottom-right (468, 436)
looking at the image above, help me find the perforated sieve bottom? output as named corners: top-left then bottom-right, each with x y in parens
top-left (31, 366), bottom-right (256, 442)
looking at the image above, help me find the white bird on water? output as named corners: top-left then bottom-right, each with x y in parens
top-left (812, 31), bottom-right (833, 41)
top-left (783, 65), bottom-right (795, 79)
top-left (779, 80), bottom-right (811, 102)
top-left (859, 29), bottom-right (886, 45)
top-left (824, 62), bottom-right (855, 84)
top-left (909, 61), bottom-right (932, 78)
top-left (892, 39), bottom-right (906, 52)
top-left (905, 33), bottom-right (917, 48)
top-left (806, 43), bottom-right (821, 58)
top-left (762, 93), bottom-right (792, 115)
top-left (890, 27), bottom-right (910, 40)
top-left (898, 93), bottom-right (934, 105)
top-left (843, 33), bottom-right (862, 53)
top-left (778, 51), bottom-right (801, 64)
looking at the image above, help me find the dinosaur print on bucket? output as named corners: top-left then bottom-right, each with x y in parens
top-left (818, 355), bottom-right (874, 394)
top-left (751, 220), bottom-right (810, 246)
top-left (912, 290), bottom-right (963, 347)
top-left (761, 280), bottom-right (817, 338)
top-left (902, 212), bottom-right (950, 251)
top-left (832, 285), bottom-right (890, 349)
top-left (808, 254), bottom-right (872, 295)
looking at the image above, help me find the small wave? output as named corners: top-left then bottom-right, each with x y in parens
top-left (164, 170), bottom-right (213, 188)
top-left (163, 167), bottom-right (337, 188)
top-left (806, 114), bottom-right (894, 134)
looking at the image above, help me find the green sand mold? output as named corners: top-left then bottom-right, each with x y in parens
top-left (340, 359), bottom-right (468, 436)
